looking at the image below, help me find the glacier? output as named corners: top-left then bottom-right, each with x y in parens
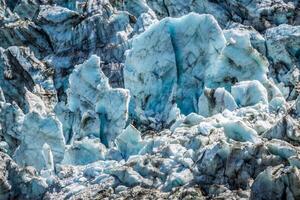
top-left (0, 0), bottom-right (300, 199)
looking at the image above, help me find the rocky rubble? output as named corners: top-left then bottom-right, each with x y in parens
top-left (0, 0), bottom-right (300, 199)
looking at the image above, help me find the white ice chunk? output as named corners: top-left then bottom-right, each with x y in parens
top-left (222, 120), bottom-right (261, 143)
top-left (67, 55), bottom-right (130, 147)
top-left (266, 139), bottom-right (297, 159)
top-left (198, 87), bottom-right (237, 117)
top-left (163, 169), bottom-right (193, 191)
top-left (124, 13), bottom-right (226, 125)
top-left (42, 143), bottom-right (54, 171)
top-left (24, 89), bottom-right (47, 115)
top-left (116, 125), bottom-right (145, 160)
top-left (13, 112), bottom-right (65, 171)
top-left (62, 137), bottom-right (106, 165)
top-left (231, 80), bottom-right (268, 107)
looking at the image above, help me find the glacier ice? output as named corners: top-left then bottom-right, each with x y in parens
top-left (265, 24), bottom-right (300, 71)
top-left (24, 89), bottom-right (48, 115)
top-left (266, 139), bottom-right (298, 160)
top-left (231, 80), bottom-right (268, 107)
top-left (124, 15), bottom-right (177, 126)
top-left (0, 46), bottom-right (57, 112)
top-left (198, 87), bottom-right (237, 117)
top-left (297, 96), bottom-right (300, 117)
top-left (67, 55), bottom-right (130, 147)
top-left (124, 12), bottom-right (281, 128)
top-left (0, 1), bottom-right (300, 199)
top-left (0, 151), bottom-right (49, 199)
top-left (163, 168), bottom-right (193, 191)
top-left (205, 28), bottom-right (269, 90)
top-left (148, 0), bottom-right (299, 32)
top-left (13, 111), bottom-right (65, 171)
top-left (115, 125), bottom-right (145, 160)
top-left (62, 137), bottom-right (106, 165)
top-left (0, 99), bottom-right (24, 154)
top-left (222, 120), bottom-right (261, 144)
top-left (265, 24), bottom-right (300, 100)
top-left (251, 165), bottom-right (300, 199)
top-left (125, 13), bottom-right (226, 125)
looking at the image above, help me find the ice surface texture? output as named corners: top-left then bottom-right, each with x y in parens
top-left (0, 0), bottom-right (300, 199)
